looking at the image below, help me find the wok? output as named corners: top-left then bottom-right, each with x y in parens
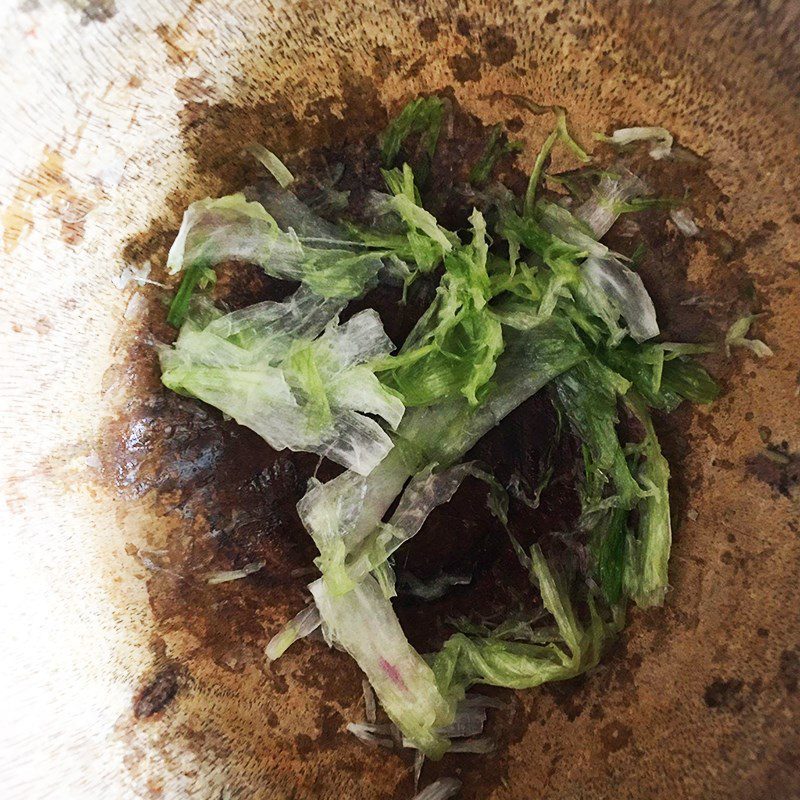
top-left (2, 1), bottom-right (799, 798)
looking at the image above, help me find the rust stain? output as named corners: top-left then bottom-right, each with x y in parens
top-left (448, 50), bottom-right (483, 83)
top-left (704, 677), bottom-right (746, 711)
top-left (155, 22), bottom-right (196, 66)
top-left (417, 17), bottom-right (439, 42)
top-left (746, 443), bottom-right (800, 500)
top-left (600, 721), bottom-right (634, 753)
top-left (2, 146), bottom-right (94, 253)
top-left (482, 25), bottom-right (518, 66)
top-left (133, 663), bottom-right (183, 719)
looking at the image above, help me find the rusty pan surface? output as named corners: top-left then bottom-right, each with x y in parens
top-left (1, 1), bottom-right (799, 798)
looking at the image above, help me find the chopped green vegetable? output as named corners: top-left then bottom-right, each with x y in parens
top-left (311, 573), bottom-right (455, 758)
top-left (399, 315), bottom-right (589, 467)
top-left (166, 258), bottom-right (216, 327)
top-left (244, 143), bottom-right (295, 187)
top-left (166, 193), bottom-right (383, 300)
top-left (725, 314), bottom-right (773, 358)
top-left (265, 604), bottom-right (321, 660)
top-left (622, 393), bottom-right (673, 607)
top-left (159, 288), bottom-right (403, 474)
top-left (524, 106), bottom-right (590, 217)
top-left (573, 168), bottom-right (648, 238)
top-left (350, 164), bottom-right (457, 277)
top-left (381, 96), bottom-right (445, 185)
top-left (302, 316), bottom-right (589, 596)
top-left (345, 461), bottom-right (507, 594)
top-left (594, 126), bottom-right (674, 160)
top-left (386, 164), bottom-right (457, 254)
top-left (553, 358), bottom-right (641, 509)
top-left (377, 208), bottom-right (503, 407)
top-left (592, 505), bottom-right (629, 605)
top-left (431, 546), bottom-right (615, 697)
top-left (468, 125), bottom-right (522, 187)
top-left (598, 340), bottom-right (719, 411)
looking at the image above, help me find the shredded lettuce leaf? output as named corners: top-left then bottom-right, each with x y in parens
top-left (574, 168), bottom-right (649, 238)
top-left (598, 340), bottom-right (719, 411)
top-left (581, 254), bottom-right (659, 343)
top-left (553, 358), bottom-right (641, 509)
top-left (166, 258), bottom-right (217, 327)
top-left (265, 604), bottom-right (321, 660)
top-left (350, 164), bottom-right (457, 276)
top-left (156, 99), bottom-right (729, 765)
top-left (345, 461), bottom-right (504, 595)
top-left (377, 208), bottom-right (503, 406)
top-left (399, 315), bottom-right (588, 466)
top-left (159, 287), bottom-right (403, 474)
top-left (725, 314), bottom-right (773, 358)
top-left (496, 206), bottom-right (660, 344)
top-left (431, 545), bottom-right (614, 697)
top-left (622, 393), bottom-right (673, 607)
top-left (298, 442), bottom-right (421, 594)
top-left (206, 560), bottom-right (265, 585)
top-left (381, 96), bottom-right (445, 184)
top-left (300, 316), bottom-right (588, 600)
top-left (167, 193), bottom-right (382, 300)
top-left (670, 207), bottom-right (700, 237)
top-left (524, 106), bottom-right (590, 216)
top-left (592, 505), bottom-right (629, 605)
top-left (531, 197), bottom-right (660, 343)
top-left (468, 125), bottom-right (522, 187)
top-left (595, 126), bottom-right (674, 160)
top-left (310, 573), bottom-right (455, 758)
top-left (244, 144), bottom-right (295, 187)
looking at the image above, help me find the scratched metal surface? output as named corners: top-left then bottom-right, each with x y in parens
top-left (1, 1), bottom-right (799, 798)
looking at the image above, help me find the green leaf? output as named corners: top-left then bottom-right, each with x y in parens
top-left (381, 96), bottom-right (445, 185)
top-left (725, 314), bottom-right (773, 358)
top-left (622, 393), bottom-right (672, 607)
top-left (431, 545), bottom-right (615, 697)
top-left (378, 209), bottom-right (503, 407)
top-left (310, 574), bottom-right (455, 758)
top-left (160, 288), bottom-right (404, 475)
top-left (166, 193), bottom-right (385, 301)
top-left (349, 164), bottom-right (457, 278)
top-left (399, 314), bottom-right (589, 466)
top-left (524, 107), bottom-right (591, 217)
top-left (166, 259), bottom-right (215, 328)
top-left (301, 317), bottom-right (588, 597)
top-left (660, 358), bottom-right (720, 405)
top-left (553, 358), bottom-right (642, 509)
top-left (468, 125), bottom-right (523, 187)
top-left (592, 505), bottom-right (629, 605)
top-left (244, 144), bottom-right (295, 187)
top-left (598, 340), bottom-right (720, 411)
top-left (594, 126), bottom-right (673, 160)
